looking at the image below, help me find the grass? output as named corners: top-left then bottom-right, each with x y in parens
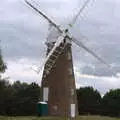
top-left (0, 116), bottom-right (120, 120)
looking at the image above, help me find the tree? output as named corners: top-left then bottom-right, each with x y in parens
top-left (0, 79), bottom-right (41, 116)
top-left (0, 48), bottom-right (7, 73)
top-left (0, 80), bottom-right (14, 115)
top-left (8, 81), bottom-right (41, 116)
top-left (101, 89), bottom-right (120, 116)
top-left (77, 86), bottom-right (101, 115)
top-left (0, 46), bottom-right (8, 115)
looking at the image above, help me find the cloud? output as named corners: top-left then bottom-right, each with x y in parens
top-left (2, 58), bottom-right (43, 84)
top-left (74, 67), bottom-right (120, 94)
top-left (1, 0), bottom-right (120, 94)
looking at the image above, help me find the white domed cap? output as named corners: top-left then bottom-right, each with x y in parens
top-left (46, 27), bottom-right (61, 43)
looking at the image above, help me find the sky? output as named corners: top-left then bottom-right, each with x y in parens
top-left (0, 0), bottom-right (120, 95)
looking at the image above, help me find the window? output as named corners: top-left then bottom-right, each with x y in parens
top-left (67, 52), bottom-right (72, 60)
top-left (53, 105), bottom-right (58, 111)
top-left (71, 89), bottom-right (74, 96)
top-left (43, 87), bottom-right (49, 102)
top-left (68, 68), bottom-right (73, 75)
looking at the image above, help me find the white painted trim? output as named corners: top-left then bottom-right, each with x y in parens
top-left (70, 104), bottom-right (75, 118)
top-left (43, 87), bottom-right (49, 102)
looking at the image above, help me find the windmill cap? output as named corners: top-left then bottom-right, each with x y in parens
top-left (46, 27), bottom-right (61, 43)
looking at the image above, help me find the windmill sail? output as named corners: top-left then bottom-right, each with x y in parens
top-left (25, 0), bottom-right (62, 33)
top-left (72, 37), bottom-right (110, 68)
top-left (72, 37), bottom-right (118, 77)
top-left (69, 0), bottom-right (91, 27)
top-left (25, 0), bottom-right (114, 73)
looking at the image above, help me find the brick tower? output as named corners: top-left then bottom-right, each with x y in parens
top-left (41, 30), bottom-right (78, 117)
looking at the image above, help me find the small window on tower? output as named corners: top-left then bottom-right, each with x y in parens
top-left (67, 52), bottom-right (72, 60)
top-left (53, 105), bottom-right (58, 111)
top-left (71, 89), bottom-right (74, 96)
top-left (43, 87), bottom-right (49, 102)
top-left (68, 68), bottom-right (73, 75)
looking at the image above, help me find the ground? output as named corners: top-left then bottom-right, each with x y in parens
top-left (0, 116), bottom-right (120, 120)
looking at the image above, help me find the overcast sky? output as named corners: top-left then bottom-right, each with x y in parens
top-left (0, 0), bottom-right (120, 95)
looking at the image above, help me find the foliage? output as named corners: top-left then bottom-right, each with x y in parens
top-left (101, 89), bottom-right (120, 117)
top-left (0, 80), bottom-right (40, 116)
top-left (77, 87), bottom-right (101, 115)
top-left (0, 48), bottom-right (7, 73)
top-left (1, 79), bottom-right (120, 117)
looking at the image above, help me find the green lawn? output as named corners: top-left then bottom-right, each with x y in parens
top-left (0, 116), bottom-right (120, 120)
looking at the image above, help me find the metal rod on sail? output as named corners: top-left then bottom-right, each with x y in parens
top-left (69, 0), bottom-right (91, 27)
top-left (25, 0), bottom-right (62, 33)
top-left (72, 37), bottom-right (119, 77)
top-left (72, 37), bottom-right (110, 68)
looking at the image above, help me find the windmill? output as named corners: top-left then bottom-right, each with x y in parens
top-left (25, 0), bottom-right (114, 118)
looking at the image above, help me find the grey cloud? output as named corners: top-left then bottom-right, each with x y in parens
top-left (1, 23), bottom-right (47, 60)
top-left (81, 65), bottom-right (120, 77)
top-left (70, 0), bottom-right (120, 77)
top-left (1, 0), bottom-right (120, 94)
top-left (1, 0), bottom-right (120, 78)
top-left (75, 76), bottom-right (120, 95)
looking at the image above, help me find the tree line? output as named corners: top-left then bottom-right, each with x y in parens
top-left (0, 80), bottom-right (40, 116)
top-left (77, 87), bottom-right (120, 117)
top-left (0, 79), bottom-right (120, 117)
top-left (0, 47), bottom-right (120, 117)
